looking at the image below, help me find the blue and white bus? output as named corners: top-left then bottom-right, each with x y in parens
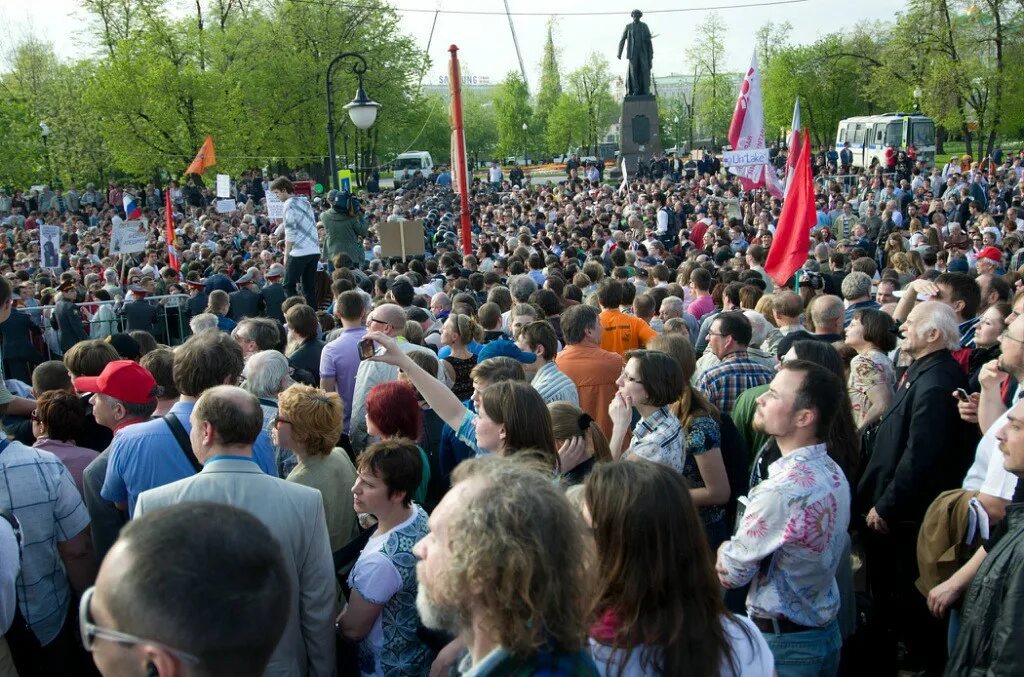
top-left (835, 112), bottom-right (937, 169)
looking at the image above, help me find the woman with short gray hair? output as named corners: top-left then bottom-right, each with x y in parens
top-left (241, 350), bottom-right (295, 477)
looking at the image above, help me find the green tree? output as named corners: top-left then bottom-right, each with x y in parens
top-left (75, 0), bottom-right (426, 185)
top-left (534, 19), bottom-right (563, 155)
top-left (463, 91), bottom-right (498, 167)
top-left (755, 20), bottom-right (793, 69)
top-left (493, 71), bottom-right (533, 159)
top-left (762, 37), bottom-right (874, 147)
top-left (686, 12), bottom-right (732, 147)
top-left (565, 55), bottom-right (617, 154)
top-left (545, 93), bottom-right (587, 155)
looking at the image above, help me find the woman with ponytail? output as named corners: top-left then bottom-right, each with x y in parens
top-left (647, 333), bottom-right (731, 548)
top-left (549, 401), bottom-right (612, 484)
top-left (440, 313), bottom-right (484, 401)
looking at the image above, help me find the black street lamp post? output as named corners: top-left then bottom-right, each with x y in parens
top-left (326, 52), bottom-right (381, 191)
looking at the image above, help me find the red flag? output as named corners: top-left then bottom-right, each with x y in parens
top-left (185, 135), bottom-right (216, 175)
top-left (165, 189), bottom-right (180, 272)
top-left (765, 129), bottom-right (815, 286)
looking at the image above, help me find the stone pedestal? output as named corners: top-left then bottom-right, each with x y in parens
top-left (619, 95), bottom-right (663, 175)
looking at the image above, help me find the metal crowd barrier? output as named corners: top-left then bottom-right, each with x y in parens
top-left (4, 294), bottom-right (193, 367)
top-left (814, 171), bottom-right (897, 189)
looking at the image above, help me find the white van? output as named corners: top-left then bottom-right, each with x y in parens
top-left (393, 151), bottom-right (434, 186)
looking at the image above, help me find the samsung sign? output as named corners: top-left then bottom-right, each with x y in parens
top-left (437, 74), bottom-right (492, 86)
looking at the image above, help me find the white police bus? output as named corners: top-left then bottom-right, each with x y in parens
top-left (835, 112), bottom-right (936, 169)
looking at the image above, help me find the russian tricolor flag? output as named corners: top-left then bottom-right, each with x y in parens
top-left (123, 194), bottom-right (142, 220)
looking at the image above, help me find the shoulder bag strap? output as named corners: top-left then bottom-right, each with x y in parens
top-left (163, 413), bottom-right (202, 473)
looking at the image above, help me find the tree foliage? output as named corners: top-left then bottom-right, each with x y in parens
top-left (493, 71), bottom-right (533, 159)
top-left (534, 19), bottom-right (563, 155)
top-left (0, 0), bottom-right (429, 186)
top-left (686, 12), bottom-right (733, 147)
top-left (758, 0), bottom-right (1024, 156)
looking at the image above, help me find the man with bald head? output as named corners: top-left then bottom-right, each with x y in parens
top-left (350, 303), bottom-right (450, 453)
top-left (134, 386), bottom-right (336, 676)
top-left (775, 295), bottom-right (846, 358)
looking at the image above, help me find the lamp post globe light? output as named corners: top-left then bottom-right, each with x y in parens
top-left (913, 86), bottom-right (923, 112)
top-left (522, 122), bottom-right (528, 165)
top-left (326, 52), bottom-right (381, 190)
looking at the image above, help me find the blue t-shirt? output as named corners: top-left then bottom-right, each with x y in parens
top-left (101, 401), bottom-right (277, 516)
top-left (437, 341), bottom-right (482, 359)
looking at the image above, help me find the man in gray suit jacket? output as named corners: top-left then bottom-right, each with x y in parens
top-left (135, 386), bottom-right (336, 676)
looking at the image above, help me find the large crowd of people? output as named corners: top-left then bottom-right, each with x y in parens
top-left (1, 146), bottom-right (1023, 677)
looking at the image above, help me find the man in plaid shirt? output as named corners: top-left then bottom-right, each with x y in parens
top-left (697, 311), bottom-right (775, 416)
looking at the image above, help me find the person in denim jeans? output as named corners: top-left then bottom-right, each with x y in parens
top-left (269, 177), bottom-right (320, 307)
top-left (717, 361), bottom-right (852, 676)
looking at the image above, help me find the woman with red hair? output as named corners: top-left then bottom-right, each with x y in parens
top-left (365, 381), bottom-right (431, 506)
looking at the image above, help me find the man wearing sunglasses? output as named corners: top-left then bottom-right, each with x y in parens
top-left (83, 502), bottom-right (290, 677)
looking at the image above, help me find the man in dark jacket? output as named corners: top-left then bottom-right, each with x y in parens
top-left (857, 301), bottom-right (978, 673)
top-left (119, 285), bottom-right (159, 333)
top-left (321, 191), bottom-right (368, 269)
top-left (52, 280), bottom-right (89, 354)
top-left (184, 278), bottom-right (208, 323)
top-left (204, 266), bottom-right (237, 295)
top-left (260, 264), bottom-right (287, 324)
top-left (947, 400), bottom-right (1024, 676)
top-left (228, 271), bottom-right (265, 322)
top-left (0, 303), bottom-right (43, 383)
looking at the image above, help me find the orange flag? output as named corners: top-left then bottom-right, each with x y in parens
top-left (185, 136), bottom-right (216, 175)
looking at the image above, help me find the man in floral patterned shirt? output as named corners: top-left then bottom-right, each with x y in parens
top-left (716, 360), bottom-right (851, 676)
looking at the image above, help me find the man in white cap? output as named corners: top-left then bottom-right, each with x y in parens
top-left (229, 270), bottom-right (264, 322)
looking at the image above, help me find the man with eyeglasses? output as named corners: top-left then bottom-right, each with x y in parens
top-left (349, 303), bottom-right (450, 454)
top-left (133, 386), bottom-right (334, 676)
top-left (84, 502), bottom-right (291, 677)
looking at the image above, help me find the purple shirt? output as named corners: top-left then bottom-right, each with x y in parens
top-left (320, 326), bottom-right (368, 433)
top-left (687, 294), bottom-right (716, 322)
top-left (32, 438), bottom-right (98, 496)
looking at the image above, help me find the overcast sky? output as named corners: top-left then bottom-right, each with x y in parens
top-left (0, 0), bottom-right (907, 88)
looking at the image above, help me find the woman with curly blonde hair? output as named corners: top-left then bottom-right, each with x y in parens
top-left (274, 383), bottom-right (358, 551)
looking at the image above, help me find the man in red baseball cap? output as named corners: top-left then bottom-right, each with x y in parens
top-left (73, 361), bottom-right (158, 434)
top-left (975, 245), bottom-right (1004, 275)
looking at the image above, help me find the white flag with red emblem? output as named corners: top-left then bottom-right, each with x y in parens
top-left (784, 97), bottom-right (802, 197)
top-left (727, 51), bottom-right (783, 198)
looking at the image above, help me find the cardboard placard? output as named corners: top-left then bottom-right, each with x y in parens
top-left (215, 199), bottom-right (236, 213)
top-left (723, 148), bottom-right (771, 167)
top-left (377, 219), bottom-right (425, 259)
top-left (110, 219), bottom-right (148, 255)
top-left (267, 192), bottom-right (284, 220)
top-left (216, 174), bottom-right (231, 198)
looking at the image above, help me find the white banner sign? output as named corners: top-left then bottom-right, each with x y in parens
top-left (40, 224), bottom-right (61, 271)
top-left (267, 192), bottom-right (284, 220)
top-left (110, 219), bottom-right (148, 255)
top-left (215, 199), bottom-right (236, 214)
top-left (723, 148), bottom-right (771, 168)
top-left (216, 174), bottom-right (231, 198)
